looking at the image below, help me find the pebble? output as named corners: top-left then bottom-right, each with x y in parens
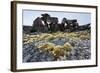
top-left (23, 43), bottom-right (55, 62)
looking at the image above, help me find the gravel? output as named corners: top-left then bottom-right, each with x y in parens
top-left (66, 40), bottom-right (91, 60)
top-left (23, 43), bottom-right (55, 62)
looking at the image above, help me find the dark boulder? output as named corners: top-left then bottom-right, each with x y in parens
top-left (31, 17), bottom-right (49, 33)
top-left (23, 26), bottom-right (32, 34)
top-left (78, 23), bottom-right (91, 30)
top-left (30, 13), bottom-right (90, 33)
top-left (41, 13), bottom-right (59, 32)
top-left (61, 18), bottom-right (79, 32)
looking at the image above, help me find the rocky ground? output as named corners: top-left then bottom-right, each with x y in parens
top-left (23, 30), bottom-right (91, 62)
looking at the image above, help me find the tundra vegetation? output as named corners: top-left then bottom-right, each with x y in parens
top-left (23, 30), bottom-right (91, 62)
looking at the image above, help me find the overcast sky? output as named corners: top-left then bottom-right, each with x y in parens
top-left (22, 10), bottom-right (91, 26)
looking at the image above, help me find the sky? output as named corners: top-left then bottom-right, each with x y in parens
top-left (22, 10), bottom-right (91, 26)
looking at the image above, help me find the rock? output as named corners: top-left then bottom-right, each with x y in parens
top-left (23, 43), bottom-right (55, 62)
top-left (51, 38), bottom-right (69, 45)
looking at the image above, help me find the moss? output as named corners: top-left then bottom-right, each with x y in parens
top-left (23, 30), bottom-right (90, 44)
top-left (52, 45), bottom-right (64, 58)
top-left (45, 35), bottom-right (55, 41)
top-left (54, 32), bottom-right (65, 38)
top-left (63, 42), bottom-right (73, 51)
top-left (79, 31), bottom-right (89, 35)
top-left (70, 37), bottom-right (80, 41)
top-left (80, 35), bottom-right (90, 40)
top-left (37, 42), bottom-right (55, 51)
top-left (66, 32), bottom-right (78, 38)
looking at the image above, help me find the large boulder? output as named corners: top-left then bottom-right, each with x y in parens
top-left (31, 17), bottom-right (49, 33)
top-left (41, 13), bottom-right (59, 32)
top-left (61, 18), bottom-right (79, 32)
top-left (31, 13), bottom-right (60, 33)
